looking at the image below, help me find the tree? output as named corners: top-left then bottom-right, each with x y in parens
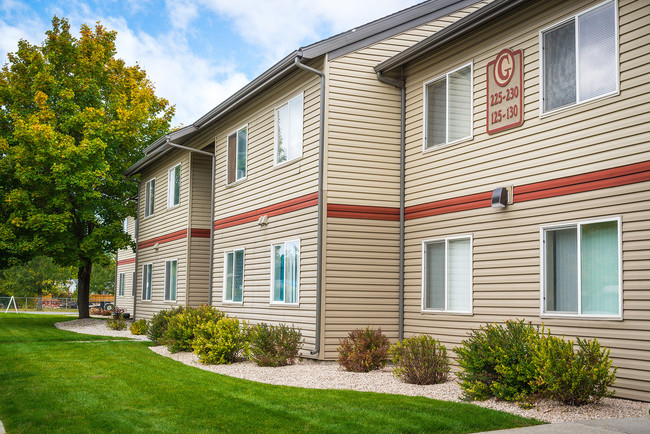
top-left (0, 17), bottom-right (173, 318)
top-left (0, 256), bottom-right (75, 310)
top-left (89, 254), bottom-right (116, 295)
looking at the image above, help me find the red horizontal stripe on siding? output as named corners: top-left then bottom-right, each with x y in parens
top-left (405, 192), bottom-right (491, 220)
top-left (214, 192), bottom-right (318, 230)
top-left (327, 204), bottom-right (400, 221)
top-left (190, 228), bottom-right (211, 238)
top-left (138, 229), bottom-right (187, 249)
top-left (116, 257), bottom-right (135, 266)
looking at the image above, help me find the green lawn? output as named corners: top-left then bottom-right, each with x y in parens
top-left (0, 314), bottom-right (543, 433)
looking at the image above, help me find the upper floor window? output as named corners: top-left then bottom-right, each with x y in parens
top-left (167, 164), bottom-right (181, 208)
top-left (122, 218), bottom-right (128, 233)
top-left (422, 236), bottom-right (472, 313)
top-left (224, 249), bottom-right (244, 303)
top-left (274, 93), bottom-right (303, 165)
top-left (144, 179), bottom-right (155, 217)
top-left (541, 0), bottom-right (617, 113)
top-left (542, 218), bottom-right (620, 317)
top-left (227, 126), bottom-right (247, 184)
top-left (424, 63), bottom-right (472, 149)
top-left (271, 240), bottom-right (299, 304)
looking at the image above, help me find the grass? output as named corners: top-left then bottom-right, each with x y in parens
top-left (0, 314), bottom-right (544, 433)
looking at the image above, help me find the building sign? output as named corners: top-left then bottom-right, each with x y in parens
top-left (486, 48), bottom-right (523, 134)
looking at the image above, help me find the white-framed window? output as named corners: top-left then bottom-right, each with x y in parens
top-left (422, 236), bottom-right (472, 313)
top-left (122, 218), bottom-right (128, 233)
top-left (274, 93), bottom-right (303, 165)
top-left (270, 240), bottom-right (300, 305)
top-left (423, 63), bottom-right (473, 149)
top-left (540, 0), bottom-right (618, 114)
top-left (142, 263), bottom-right (152, 301)
top-left (118, 272), bottom-right (125, 296)
top-left (144, 178), bottom-right (155, 217)
top-left (131, 271), bottom-right (136, 296)
top-left (227, 126), bottom-right (247, 184)
top-left (164, 259), bottom-right (177, 301)
top-left (541, 217), bottom-right (621, 318)
top-left (167, 164), bottom-right (181, 208)
top-left (224, 249), bottom-right (244, 303)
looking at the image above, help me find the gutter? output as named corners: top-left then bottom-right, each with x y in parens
top-left (166, 141), bottom-right (216, 305)
top-left (376, 69), bottom-right (406, 341)
top-left (294, 55), bottom-right (325, 356)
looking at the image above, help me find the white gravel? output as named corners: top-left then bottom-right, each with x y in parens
top-left (55, 319), bottom-right (649, 423)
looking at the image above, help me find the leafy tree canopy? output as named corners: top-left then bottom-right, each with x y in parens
top-left (0, 17), bottom-right (173, 316)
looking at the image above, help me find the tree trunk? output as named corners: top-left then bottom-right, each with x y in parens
top-left (77, 259), bottom-right (92, 319)
top-left (36, 290), bottom-right (42, 311)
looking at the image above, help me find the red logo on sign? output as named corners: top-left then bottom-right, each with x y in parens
top-left (494, 49), bottom-right (515, 87)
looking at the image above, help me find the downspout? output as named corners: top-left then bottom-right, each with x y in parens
top-left (376, 68), bottom-right (405, 340)
top-left (294, 55), bottom-right (325, 356)
top-left (132, 179), bottom-right (141, 320)
top-left (166, 141), bottom-right (216, 305)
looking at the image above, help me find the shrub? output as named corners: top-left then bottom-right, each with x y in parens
top-left (106, 307), bottom-right (127, 330)
top-left (455, 319), bottom-right (541, 402)
top-left (192, 317), bottom-right (246, 364)
top-left (148, 306), bottom-right (186, 345)
top-left (130, 319), bottom-right (149, 335)
top-left (533, 335), bottom-right (617, 405)
top-left (248, 323), bottom-right (303, 367)
top-left (164, 305), bottom-right (225, 353)
top-left (338, 327), bottom-right (390, 372)
top-left (390, 335), bottom-right (450, 385)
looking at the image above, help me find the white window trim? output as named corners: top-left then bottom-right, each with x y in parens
top-left (118, 272), bottom-right (125, 297)
top-left (164, 259), bottom-right (178, 302)
top-left (421, 234), bottom-right (473, 314)
top-left (144, 178), bottom-right (156, 218)
top-left (538, 0), bottom-right (619, 118)
top-left (422, 62), bottom-right (474, 152)
top-left (167, 163), bottom-right (181, 209)
top-left (141, 263), bottom-right (153, 301)
top-left (273, 92), bottom-right (304, 168)
top-left (539, 216), bottom-right (622, 320)
top-left (222, 248), bottom-right (245, 304)
top-left (269, 239), bottom-right (300, 306)
top-left (226, 125), bottom-right (248, 186)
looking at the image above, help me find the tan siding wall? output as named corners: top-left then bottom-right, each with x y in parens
top-left (401, 0), bottom-right (650, 401)
top-left (115, 216), bottom-right (136, 312)
top-left (190, 153), bottom-right (214, 229)
top-left (188, 237), bottom-right (211, 307)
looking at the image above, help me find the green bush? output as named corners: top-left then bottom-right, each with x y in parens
top-left (338, 327), bottom-right (390, 372)
top-left (248, 323), bottom-right (303, 367)
top-left (390, 335), bottom-right (450, 385)
top-left (147, 306), bottom-right (186, 345)
top-left (130, 319), bottom-right (149, 335)
top-left (192, 317), bottom-right (246, 364)
top-left (533, 335), bottom-right (617, 405)
top-left (455, 319), bottom-right (541, 402)
top-left (106, 307), bottom-right (127, 330)
top-left (164, 305), bottom-right (225, 353)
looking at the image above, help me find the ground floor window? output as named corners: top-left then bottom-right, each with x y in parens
top-left (271, 240), bottom-right (299, 304)
top-left (224, 249), bottom-right (244, 303)
top-left (422, 236), bottom-right (472, 313)
top-left (142, 263), bottom-right (152, 301)
top-left (542, 218), bottom-right (620, 317)
top-left (164, 260), bottom-right (177, 301)
top-left (132, 271), bottom-right (136, 296)
top-left (118, 273), bottom-right (125, 296)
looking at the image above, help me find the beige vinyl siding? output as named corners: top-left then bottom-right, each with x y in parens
top-left (115, 216), bottom-right (136, 312)
top-left (401, 0), bottom-right (650, 401)
top-left (212, 206), bottom-right (319, 353)
top-left (189, 151), bottom-right (214, 229)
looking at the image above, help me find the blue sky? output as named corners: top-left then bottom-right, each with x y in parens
top-left (0, 0), bottom-right (421, 126)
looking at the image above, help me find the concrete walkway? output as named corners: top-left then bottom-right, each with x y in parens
top-left (0, 418), bottom-right (5, 433)
top-left (481, 417), bottom-right (650, 433)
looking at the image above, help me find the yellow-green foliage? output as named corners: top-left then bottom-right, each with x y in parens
top-left (390, 335), bottom-right (450, 385)
top-left (192, 317), bottom-right (246, 365)
top-left (129, 319), bottom-right (148, 335)
top-left (164, 306), bottom-right (225, 353)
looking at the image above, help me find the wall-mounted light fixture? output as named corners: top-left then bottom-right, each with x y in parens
top-left (491, 186), bottom-right (513, 208)
top-left (258, 215), bottom-right (269, 226)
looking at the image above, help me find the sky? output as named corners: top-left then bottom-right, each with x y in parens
top-left (0, 0), bottom-right (422, 127)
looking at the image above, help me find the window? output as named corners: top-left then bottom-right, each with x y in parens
top-left (142, 263), bottom-right (152, 301)
top-left (227, 127), bottom-right (247, 184)
top-left (118, 273), bottom-right (125, 296)
top-left (164, 260), bottom-right (177, 301)
top-left (422, 236), bottom-right (472, 313)
top-left (274, 93), bottom-right (303, 165)
top-left (224, 249), bottom-right (244, 302)
top-left (144, 179), bottom-right (155, 217)
top-left (542, 218), bottom-right (620, 317)
top-left (167, 164), bottom-right (181, 208)
top-left (271, 240), bottom-right (299, 304)
top-left (132, 271), bottom-right (136, 296)
top-left (123, 218), bottom-right (128, 233)
top-left (541, 0), bottom-right (617, 113)
top-left (424, 63), bottom-right (472, 148)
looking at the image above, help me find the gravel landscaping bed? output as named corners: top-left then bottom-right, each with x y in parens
top-left (55, 319), bottom-right (648, 423)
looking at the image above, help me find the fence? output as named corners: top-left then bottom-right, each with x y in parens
top-left (0, 296), bottom-right (115, 312)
